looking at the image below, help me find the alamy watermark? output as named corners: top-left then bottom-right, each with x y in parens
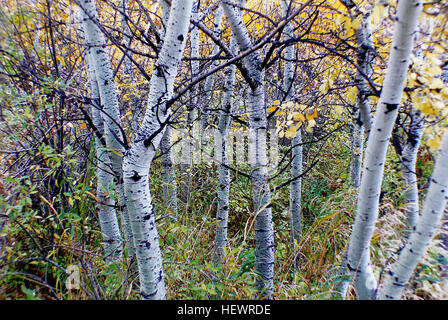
top-left (65, 264), bottom-right (80, 290)
top-left (170, 123), bottom-right (280, 172)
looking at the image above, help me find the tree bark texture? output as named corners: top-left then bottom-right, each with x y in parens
top-left (122, 0), bottom-right (194, 299)
top-left (347, 0), bottom-right (422, 300)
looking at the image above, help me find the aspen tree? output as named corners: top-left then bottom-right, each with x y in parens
top-left (78, 0), bottom-right (135, 258)
top-left (158, 0), bottom-right (178, 214)
top-left (281, 0), bottom-right (302, 246)
top-left (339, 0), bottom-right (375, 188)
top-left (400, 109), bottom-right (423, 230)
top-left (201, 6), bottom-right (224, 132)
top-left (181, 0), bottom-right (200, 202)
top-left (214, 32), bottom-right (237, 263)
top-left (347, 0), bottom-right (422, 299)
top-left (85, 51), bottom-right (122, 261)
top-left (122, 0), bottom-right (194, 299)
top-left (221, 0), bottom-right (275, 298)
top-left (379, 126), bottom-right (448, 299)
top-left (335, 1), bottom-right (375, 298)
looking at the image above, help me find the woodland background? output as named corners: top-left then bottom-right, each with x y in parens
top-left (0, 0), bottom-right (447, 300)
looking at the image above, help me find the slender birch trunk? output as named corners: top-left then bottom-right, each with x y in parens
top-left (181, 0), bottom-right (200, 202)
top-left (158, 0), bottom-right (178, 213)
top-left (350, 3), bottom-right (374, 187)
top-left (120, 0), bottom-right (134, 78)
top-left (349, 113), bottom-right (364, 188)
top-left (86, 52), bottom-right (122, 261)
top-left (401, 109), bottom-right (423, 231)
top-left (214, 34), bottom-right (237, 263)
top-left (78, 0), bottom-right (135, 259)
top-left (379, 126), bottom-right (448, 299)
top-left (281, 0), bottom-right (302, 246)
top-left (122, 0), bottom-right (193, 299)
top-left (160, 126), bottom-right (178, 213)
top-left (222, 1), bottom-right (275, 298)
top-left (334, 1), bottom-right (375, 298)
top-left (346, 0), bottom-right (422, 300)
top-left (201, 6), bottom-right (224, 132)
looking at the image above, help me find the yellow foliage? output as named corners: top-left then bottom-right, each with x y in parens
top-left (371, 4), bottom-right (386, 26)
top-left (293, 112), bottom-right (305, 122)
top-left (306, 108), bottom-right (318, 121)
top-left (306, 119), bottom-right (316, 133)
top-left (352, 18), bottom-right (362, 30)
top-left (427, 135), bottom-right (442, 151)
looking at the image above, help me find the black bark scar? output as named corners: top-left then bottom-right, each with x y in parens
top-left (385, 103), bottom-right (398, 114)
top-left (130, 170), bottom-right (142, 181)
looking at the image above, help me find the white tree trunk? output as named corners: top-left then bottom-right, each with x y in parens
top-left (349, 115), bottom-right (364, 189)
top-left (401, 109), bottom-right (423, 231)
top-left (281, 0), bottom-right (302, 245)
top-left (86, 52), bottom-right (122, 261)
top-left (201, 6), bottom-right (224, 131)
top-left (158, 0), bottom-right (178, 213)
top-left (335, 1), bottom-right (374, 298)
top-left (160, 126), bottom-right (178, 213)
top-left (122, 0), bottom-right (193, 299)
top-left (379, 126), bottom-right (448, 299)
top-left (79, 0), bottom-right (135, 259)
top-left (214, 34), bottom-right (237, 263)
top-left (350, 5), bottom-right (374, 187)
top-left (222, 1), bottom-right (275, 298)
top-left (347, 0), bottom-right (422, 300)
top-left (181, 0), bottom-right (200, 202)
top-left (120, 0), bottom-right (134, 78)
top-left (354, 11), bottom-right (374, 136)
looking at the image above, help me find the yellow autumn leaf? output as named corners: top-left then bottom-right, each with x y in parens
top-left (306, 108), bottom-right (318, 121)
top-left (285, 123), bottom-right (300, 139)
top-left (428, 136), bottom-right (441, 150)
top-left (352, 18), bottom-right (361, 30)
top-left (267, 106), bottom-right (278, 113)
top-left (440, 88), bottom-right (448, 99)
top-left (372, 5), bottom-right (386, 25)
top-left (278, 129), bottom-right (285, 138)
top-left (334, 105), bottom-right (344, 115)
top-left (283, 101), bottom-right (295, 109)
top-left (347, 86), bottom-right (358, 103)
top-left (420, 102), bottom-right (436, 116)
top-left (306, 119), bottom-right (316, 133)
top-left (292, 112), bottom-right (305, 122)
top-left (80, 123), bottom-right (87, 130)
top-left (428, 78), bottom-right (444, 89)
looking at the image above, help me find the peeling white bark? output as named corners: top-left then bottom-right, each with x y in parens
top-left (122, 0), bottom-right (193, 299)
top-left (347, 0), bottom-right (422, 300)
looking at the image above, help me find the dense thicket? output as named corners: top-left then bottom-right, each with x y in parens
top-left (0, 0), bottom-right (447, 300)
